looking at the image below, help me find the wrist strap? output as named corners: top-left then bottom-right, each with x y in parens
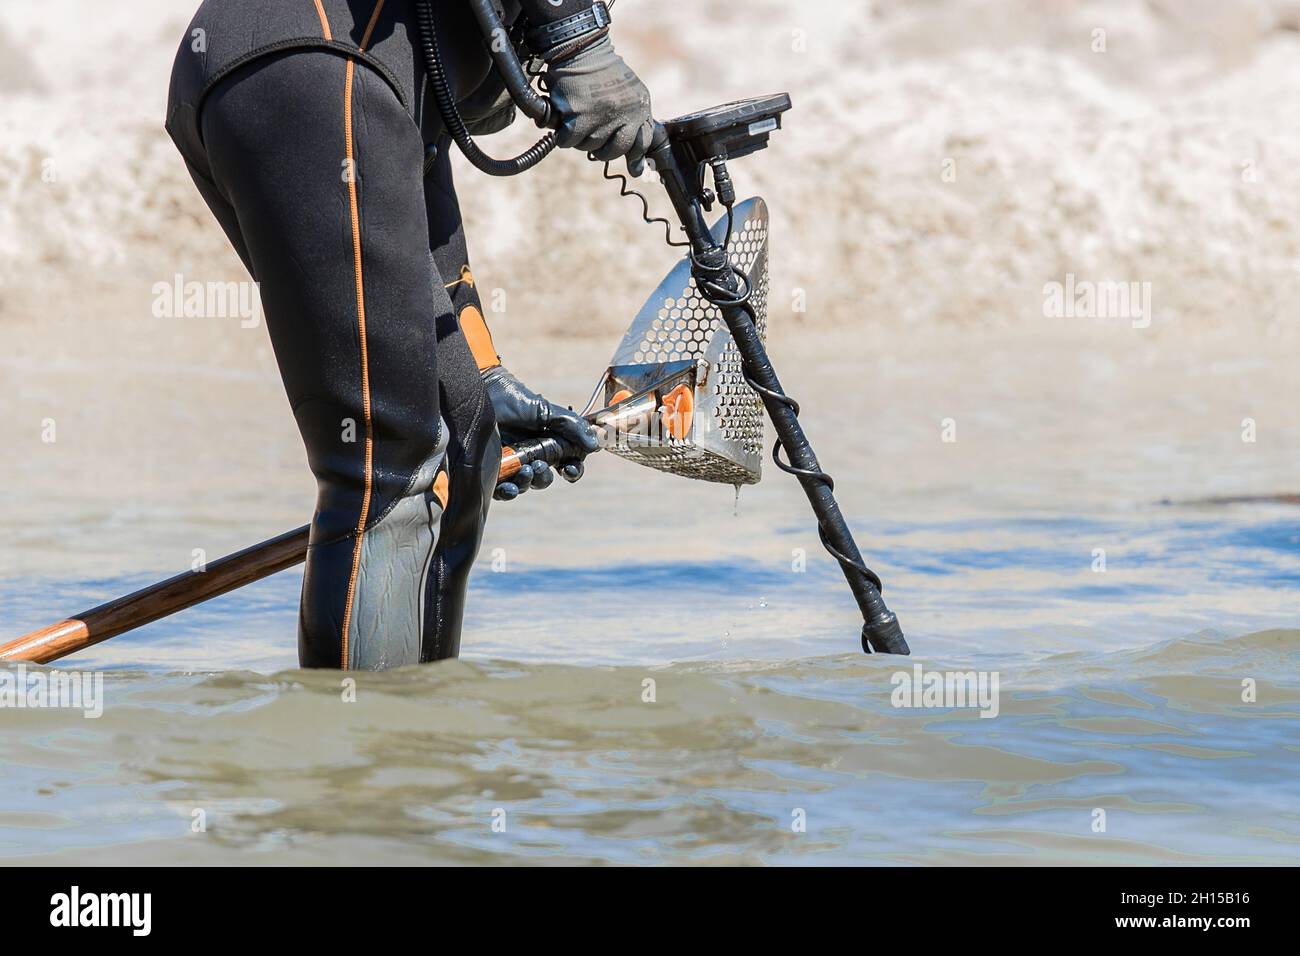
top-left (525, 1), bottom-right (612, 59)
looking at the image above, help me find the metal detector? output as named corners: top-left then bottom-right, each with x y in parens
top-left (435, 0), bottom-right (908, 654)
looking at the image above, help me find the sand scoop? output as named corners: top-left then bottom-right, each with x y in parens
top-left (500, 199), bottom-right (771, 488)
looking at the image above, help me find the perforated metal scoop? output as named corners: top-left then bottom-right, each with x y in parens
top-left (583, 198), bottom-right (771, 485)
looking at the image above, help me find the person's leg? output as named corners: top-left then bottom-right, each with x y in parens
top-left (197, 50), bottom-right (455, 669)
top-left (417, 138), bottom-right (501, 661)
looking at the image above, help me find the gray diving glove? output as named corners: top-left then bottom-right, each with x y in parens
top-left (483, 365), bottom-right (600, 501)
top-left (546, 36), bottom-right (655, 175)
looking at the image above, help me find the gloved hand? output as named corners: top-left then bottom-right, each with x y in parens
top-left (546, 36), bottom-right (654, 175)
top-left (483, 365), bottom-right (600, 501)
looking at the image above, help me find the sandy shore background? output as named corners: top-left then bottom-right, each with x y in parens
top-left (2, 0), bottom-right (1300, 579)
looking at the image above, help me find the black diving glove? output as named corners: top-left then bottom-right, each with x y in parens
top-left (483, 365), bottom-right (600, 501)
top-left (545, 36), bottom-right (654, 175)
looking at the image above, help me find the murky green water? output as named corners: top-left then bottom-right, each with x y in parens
top-left (3, 503), bottom-right (1298, 865)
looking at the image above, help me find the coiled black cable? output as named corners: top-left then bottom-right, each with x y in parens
top-left (415, 0), bottom-right (556, 177)
top-left (591, 157), bottom-right (691, 248)
top-left (689, 222), bottom-right (884, 592)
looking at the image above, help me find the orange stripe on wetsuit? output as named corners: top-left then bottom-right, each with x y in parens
top-left (312, 0), bottom-right (332, 40)
top-left (444, 267), bottom-right (500, 371)
top-left (328, 0), bottom-right (387, 670)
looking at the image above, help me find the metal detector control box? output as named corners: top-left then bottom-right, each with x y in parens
top-left (664, 94), bottom-right (793, 165)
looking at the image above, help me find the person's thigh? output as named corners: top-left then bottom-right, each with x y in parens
top-left (200, 50), bottom-right (455, 668)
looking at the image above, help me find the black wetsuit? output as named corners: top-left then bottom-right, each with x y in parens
top-left (166, 0), bottom-right (590, 669)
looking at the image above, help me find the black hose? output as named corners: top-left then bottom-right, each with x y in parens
top-left (415, 0), bottom-right (556, 177)
top-left (466, 0), bottom-right (554, 127)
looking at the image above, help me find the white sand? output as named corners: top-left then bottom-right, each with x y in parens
top-left (4, 0), bottom-right (1300, 330)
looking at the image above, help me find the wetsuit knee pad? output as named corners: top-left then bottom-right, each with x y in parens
top-left (301, 418), bottom-right (451, 670)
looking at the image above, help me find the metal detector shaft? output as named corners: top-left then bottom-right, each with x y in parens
top-left (647, 128), bottom-right (909, 654)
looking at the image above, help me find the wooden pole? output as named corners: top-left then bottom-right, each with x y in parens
top-left (0, 526), bottom-right (310, 665)
top-left (0, 441), bottom-right (573, 666)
